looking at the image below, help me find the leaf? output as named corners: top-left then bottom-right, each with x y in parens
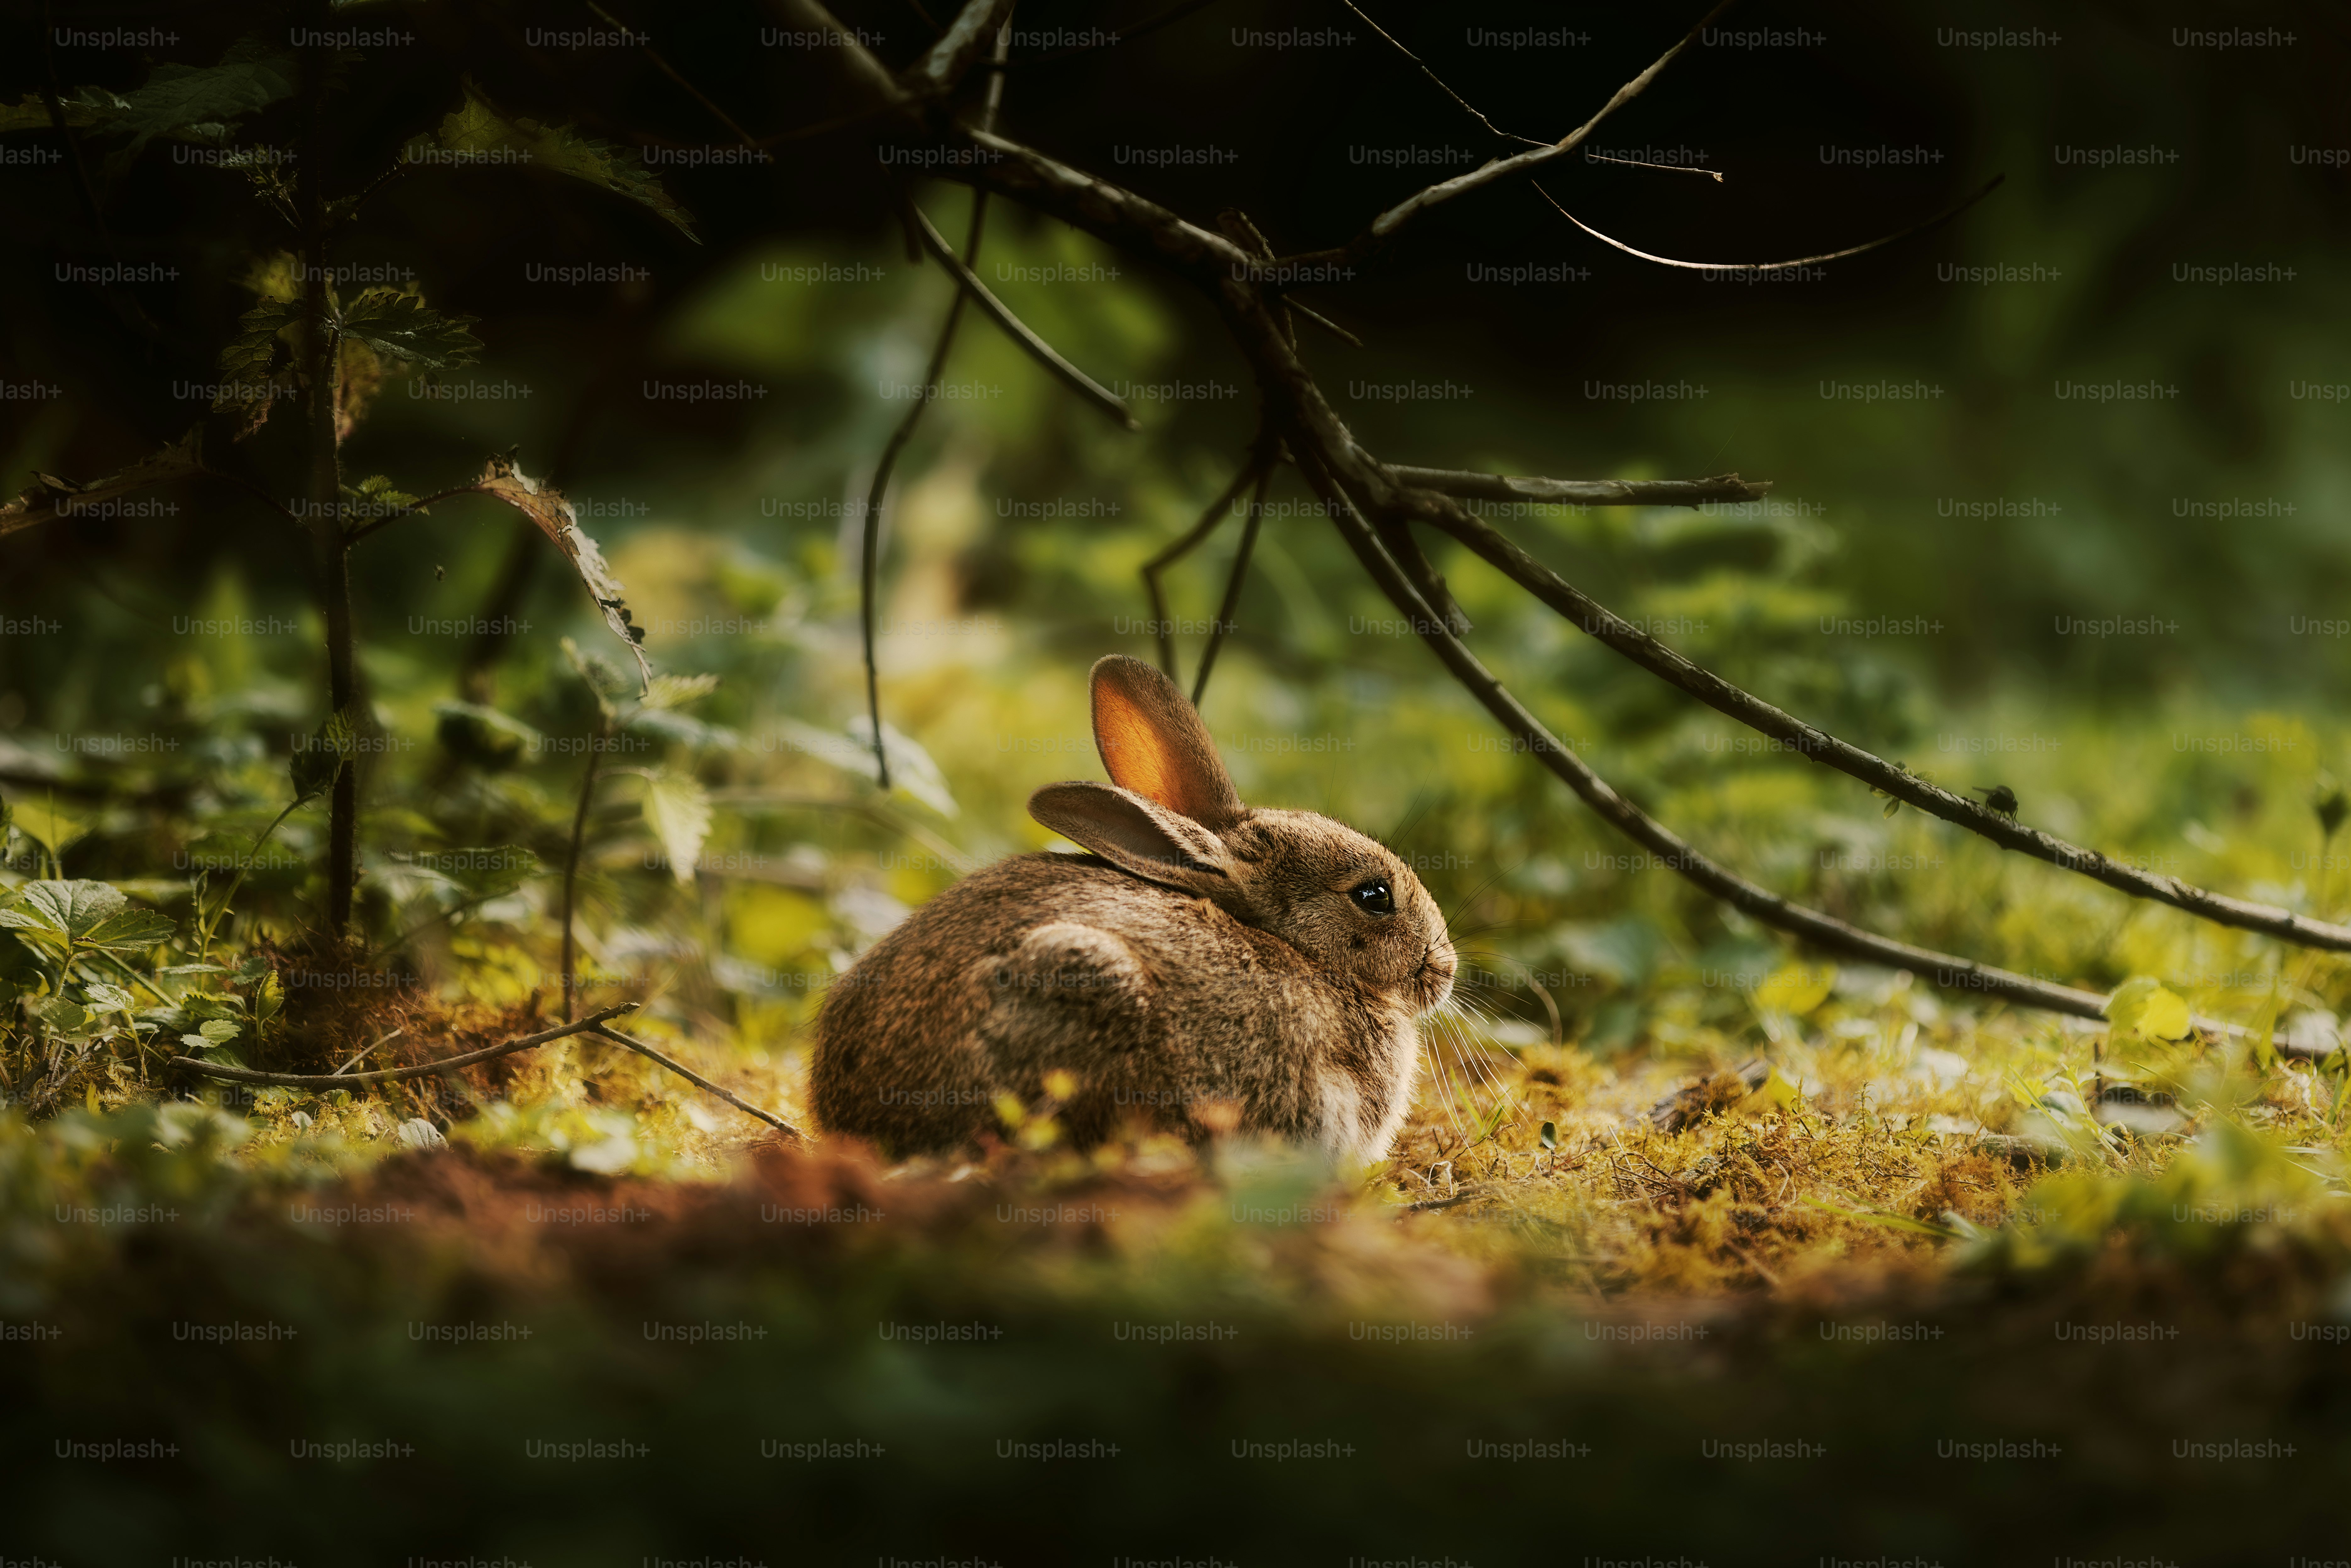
top-left (9, 799), bottom-right (84, 855)
top-left (400, 844), bottom-right (540, 900)
top-left (433, 701), bottom-right (541, 770)
top-left (81, 982), bottom-right (135, 1014)
top-left (348, 474), bottom-right (422, 511)
top-left (1799, 1195), bottom-right (1964, 1240)
top-left (337, 288), bottom-right (483, 371)
top-left (0, 87), bottom-right (128, 135)
top-left (404, 79), bottom-right (698, 242)
top-left (638, 674), bottom-right (721, 713)
top-left (848, 717), bottom-right (960, 819)
top-left (2105, 977), bottom-right (2193, 1042)
top-left (198, 1018), bottom-right (241, 1044)
top-left (214, 296), bottom-right (305, 438)
top-left (476, 453), bottom-right (652, 690)
top-left (0, 429), bottom-right (204, 539)
top-left (643, 773), bottom-right (713, 887)
top-left (29, 995), bottom-right (94, 1037)
top-left (108, 47), bottom-right (297, 153)
top-left (0, 881), bottom-right (174, 961)
top-left (291, 705), bottom-right (362, 800)
top-left (1755, 964), bottom-right (1834, 1017)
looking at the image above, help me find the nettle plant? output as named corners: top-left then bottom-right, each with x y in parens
top-left (0, 26), bottom-right (684, 950)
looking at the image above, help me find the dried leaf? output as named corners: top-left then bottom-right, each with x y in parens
top-left (0, 429), bottom-right (205, 538)
top-left (476, 453), bottom-right (652, 690)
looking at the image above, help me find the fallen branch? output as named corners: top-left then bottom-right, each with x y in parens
top-left (593, 1024), bottom-right (803, 1140)
top-left (169, 1003), bottom-right (640, 1087)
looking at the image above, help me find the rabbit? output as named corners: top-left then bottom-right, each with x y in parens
top-left (810, 654), bottom-right (1456, 1163)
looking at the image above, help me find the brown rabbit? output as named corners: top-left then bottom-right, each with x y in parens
top-left (810, 655), bottom-right (1456, 1162)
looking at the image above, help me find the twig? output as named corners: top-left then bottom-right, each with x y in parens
top-left (333, 1027), bottom-right (403, 1076)
top-left (1532, 173), bottom-right (2006, 272)
top-left (1191, 466), bottom-right (1270, 707)
top-left (1410, 488), bottom-right (2351, 955)
top-left (1337, 0), bottom-right (1545, 148)
top-left (856, 19), bottom-right (1013, 789)
top-left (1291, 0), bottom-right (1742, 266)
top-left (1311, 461), bottom-right (2113, 1021)
top-left (1391, 466), bottom-right (1768, 509)
top-left (1582, 152), bottom-right (1722, 182)
top-left (592, 1023), bottom-right (803, 1139)
top-left (905, 0), bottom-right (1016, 95)
top-left (904, 203), bottom-right (1138, 429)
top-left (588, 1), bottom-right (763, 151)
top-left (1141, 454), bottom-right (1264, 683)
top-left (169, 1004), bottom-right (639, 1087)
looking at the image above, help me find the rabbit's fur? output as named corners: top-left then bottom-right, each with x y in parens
top-left (811, 656), bottom-right (1456, 1161)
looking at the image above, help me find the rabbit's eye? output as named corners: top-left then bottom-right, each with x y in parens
top-left (1349, 879), bottom-right (1395, 916)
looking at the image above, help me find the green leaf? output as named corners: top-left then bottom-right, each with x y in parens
top-left (0, 87), bottom-right (128, 136)
top-left (198, 1018), bottom-right (242, 1044)
top-left (1755, 964), bottom-right (1834, 1018)
top-left (2105, 977), bottom-right (2193, 1042)
top-left (337, 288), bottom-right (482, 371)
top-left (643, 773), bottom-right (712, 887)
top-left (348, 474), bottom-right (422, 511)
top-left (109, 48), bottom-right (297, 151)
top-left (433, 701), bottom-right (542, 771)
top-left (81, 981), bottom-right (135, 1014)
top-left (291, 705), bottom-right (362, 800)
top-left (400, 844), bottom-right (540, 899)
top-left (404, 79), bottom-right (698, 241)
top-left (8, 799), bottom-right (84, 856)
top-left (638, 673), bottom-right (721, 713)
top-left (0, 881), bottom-right (174, 961)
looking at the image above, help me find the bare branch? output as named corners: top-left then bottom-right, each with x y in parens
top-left (1191, 466), bottom-right (1272, 708)
top-left (1336, 0), bottom-right (1545, 149)
top-left (169, 1004), bottom-right (640, 1087)
top-left (1142, 453), bottom-right (1265, 682)
top-left (589, 1), bottom-right (764, 151)
top-left (1286, 0), bottom-right (1741, 268)
top-left (1391, 466), bottom-right (1769, 509)
top-left (906, 0), bottom-right (1017, 95)
top-left (593, 1024), bottom-right (803, 1140)
top-left (856, 23), bottom-right (1014, 788)
top-left (1410, 492), bottom-right (2351, 954)
top-left (905, 201), bottom-right (1139, 428)
top-left (757, 0), bottom-right (911, 139)
top-left (1532, 173), bottom-right (2006, 272)
top-left (1582, 152), bottom-right (1721, 182)
top-left (1312, 475), bottom-right (2114, 1021)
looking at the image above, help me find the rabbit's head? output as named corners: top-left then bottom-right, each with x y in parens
top-left (1029, 656), bottom-right (1456, 1015)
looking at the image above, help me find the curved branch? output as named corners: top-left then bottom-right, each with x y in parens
top-left (1311, 472), bottom-right (2111, 1020)
top-left (1404, 490), bottom-right (2351, 955)
top-left (1280, 0), bottom-right (1741, 271)
top-left (1191, 465), bottom-right (1272, 708)
top-left (905, 202), bottom-right (1137, 428)
top-left (1532, 173), bottom-right (2006, 272)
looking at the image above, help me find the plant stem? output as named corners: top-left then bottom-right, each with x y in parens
top-left (558, 721), bottom-right (609, 1023)
top-left (298, 3), bottom-right (356, 945)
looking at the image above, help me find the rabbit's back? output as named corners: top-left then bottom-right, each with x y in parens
top-left (811, 852), bottom-right (1405, 1153)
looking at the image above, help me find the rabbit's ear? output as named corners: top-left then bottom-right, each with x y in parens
top-left (1030, 781), bottom-right (1234, 896)
top-left (1089, 655), bottom-right (1243, 829)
